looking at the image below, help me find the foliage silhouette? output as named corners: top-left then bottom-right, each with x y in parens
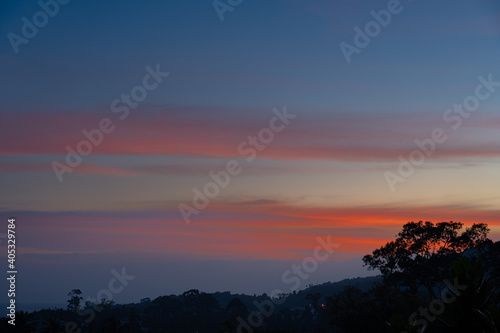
top-left (67, 289), bottom-right (83, 313)
top-left (363, 221), bottom-right (491, 298)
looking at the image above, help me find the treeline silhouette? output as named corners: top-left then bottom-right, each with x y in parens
top-left (3, 221), bottom-right (500, 333)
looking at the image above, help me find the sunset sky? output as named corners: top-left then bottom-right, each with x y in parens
top-left (1, 0), bottom-right (500, 306)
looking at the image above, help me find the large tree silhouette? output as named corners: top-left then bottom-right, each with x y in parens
top-left (363, 221), bottom-right (491, 298)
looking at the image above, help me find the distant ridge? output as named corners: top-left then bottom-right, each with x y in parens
top-left (210, 275), bottom-right (383, 309)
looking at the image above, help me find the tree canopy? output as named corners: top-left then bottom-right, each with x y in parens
top-left (362, 221), bottom-right (491, 297)
top-left (67, 289), bottom-right (83, 313)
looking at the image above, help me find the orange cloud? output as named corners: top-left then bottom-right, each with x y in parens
top-left (14, 203), bottom-right (500, 261)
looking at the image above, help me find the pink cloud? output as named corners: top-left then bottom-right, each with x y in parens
top-left (1, 107), bottom-right (499, 164)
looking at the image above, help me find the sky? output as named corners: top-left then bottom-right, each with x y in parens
top-left (1, 0), bottom-right (500, 307)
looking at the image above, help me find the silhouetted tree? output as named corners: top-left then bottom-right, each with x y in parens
top-left (67, 289), bottom-right (84, 313)
top-left (483, 241), bottom-right (500, 288)
top-left (363, 221), bottom-right (491, 298)
top-left (387, 257), bottom-right (500, 333)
